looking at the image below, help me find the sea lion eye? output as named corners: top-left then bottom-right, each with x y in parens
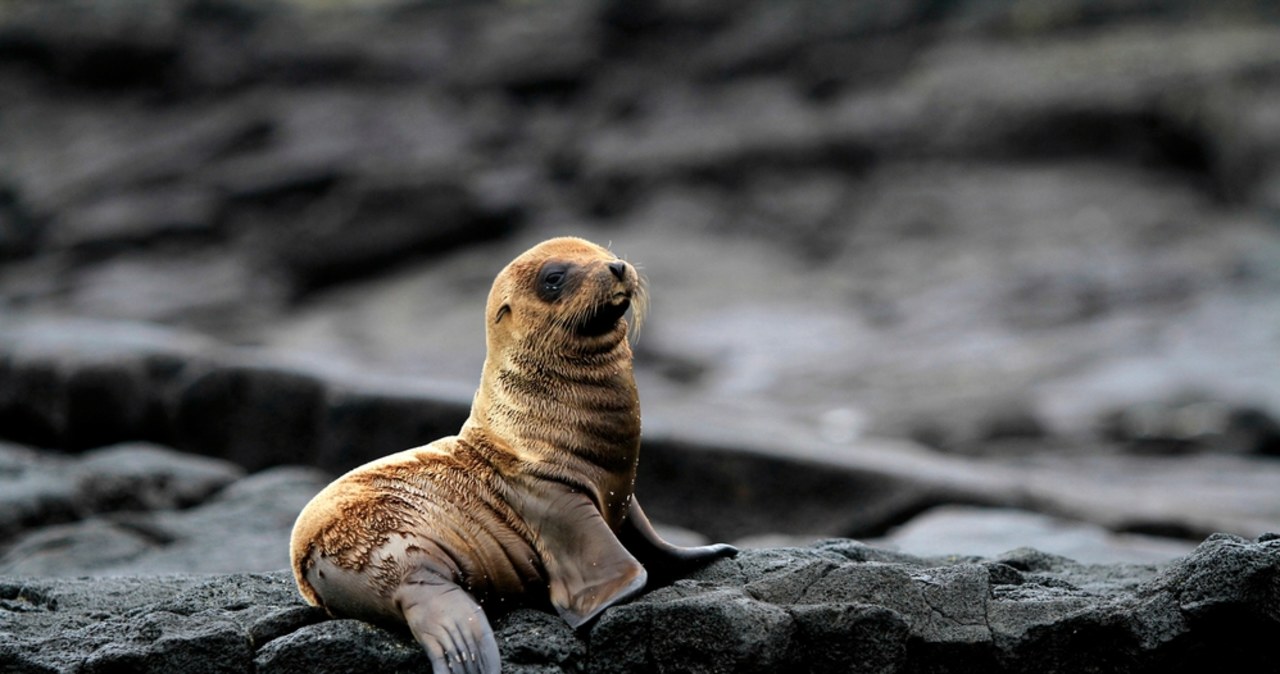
top-left (536, 263), bottom-right (571, 302)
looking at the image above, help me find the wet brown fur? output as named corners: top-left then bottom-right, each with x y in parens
top-left (289, 237), bottom-right (647, 616)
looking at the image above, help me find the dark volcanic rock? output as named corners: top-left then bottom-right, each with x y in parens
top-left (0, 319), bottom-right (216, 450)
top-left (0, 319), bottom-right (475, 474)
top-left (636, 434), bottom-right (970, 542)
top-left (0, 441), bottom-right (242, 546)
top-left (264, 175), bottom-right (504, 293)
top-left (0, 440), bottom-right (253, 577)
top-left (173, 361), bottom-right (327, 471)
top-left (52, 186), bottom-right (220, 252)
top-left (448, 0), bottom-right (603, 92)
top-left (0, 465), bottom-right (327, 577)
top-left (1102, 395), bottom-right (1280, 456)
top-left (0, 573), bottom-right (310, 674)
top-left (255, 620), bottom-right (429, 674)
top-left (0, 0), bottom-right (183, 90)
top-left (0, 535), bottom-right (1274, 673)
top-left (0, 442), bottom-right (81, 542)
top-left (74, 442), bottom-right (244, 512)
top-left (0, 187), bottom-right (39, 261)
top-left (318, 374), bottom-right (471, 475)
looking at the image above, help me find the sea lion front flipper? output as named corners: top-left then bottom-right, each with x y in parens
top-left (524, 488), bottom-right (648, 629)
top-left (619, 497), bottom-right (738, 579)
top-left (396, 568), bottom-right (500, 674)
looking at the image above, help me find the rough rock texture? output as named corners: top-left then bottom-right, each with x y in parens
top-left (0, 441), bottom-right (243, 544)
top-left (1, 535), bottom-right (1275, 673)
top-left (0, 466), bottom-right (329, 577)
top-left (0, 437), bottom-right (334, 577)
top-left (0, 319), bottom-right (471, 472)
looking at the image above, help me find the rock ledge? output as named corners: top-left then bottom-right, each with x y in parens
top-left (2, 534), bottom-right (1274, 673)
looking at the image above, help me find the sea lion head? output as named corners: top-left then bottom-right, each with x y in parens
top-left (485, 237), bottom-right (646, 351)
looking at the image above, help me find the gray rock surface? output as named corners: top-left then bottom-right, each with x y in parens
top-left (1, 457), bottom-right (330, 580)
top-left (0, 465), bottom-right (328, 577)
top-left (638, 425), bottom-right (1280, 544)
top-left (0, 441), bottom-right (243, 544)
top-left (870, 505), bottom-right (1198, 564)
top-left (0, 437), bottom-right (333, 578)
top-left (0, 319), bottom-right (470, 473)
top-left (1, 535), bottom-right (1275, 673)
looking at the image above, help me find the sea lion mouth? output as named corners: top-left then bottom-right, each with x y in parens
top-left (577, 295), bottom-right (631, 336)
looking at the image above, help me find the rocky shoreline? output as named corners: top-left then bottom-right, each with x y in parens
top-left (3, 0), bottom-right (1280, 670)
top-left (0, 321), bottom-right (1271, 672)
top-left (3, 535), bottom-right (1277, 673)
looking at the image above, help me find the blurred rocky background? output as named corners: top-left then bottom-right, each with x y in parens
top-left (2, 0), bottom-right (1280, 581)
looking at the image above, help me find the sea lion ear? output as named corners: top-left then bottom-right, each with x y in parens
top-left (495, 304), bottom-right (510, 324)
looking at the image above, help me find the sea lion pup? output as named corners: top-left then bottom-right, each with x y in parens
top-left (290, 237), bottom-right (737, 674)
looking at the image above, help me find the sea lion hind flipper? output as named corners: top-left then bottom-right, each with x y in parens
top-left (620, 497), bottom-right (738, 580)
top-left (525, 489), bottom-right (648, 629)
top-left (396, 570), bottom-right (500, 674)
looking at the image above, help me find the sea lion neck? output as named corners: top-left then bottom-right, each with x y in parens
top-left (465, 332), bottom-right (640, 447)
top-left (461, 329), bottom-right (641, 517)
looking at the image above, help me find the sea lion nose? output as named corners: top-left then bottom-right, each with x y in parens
top-left (608, 260), bottom-right (627, 280)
